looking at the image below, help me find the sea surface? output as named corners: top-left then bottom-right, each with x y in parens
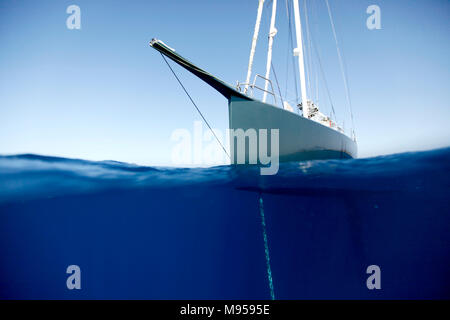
top-left (0, 148), bottom-right (449, 299)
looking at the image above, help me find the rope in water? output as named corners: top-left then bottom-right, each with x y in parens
top-left (162, 53), bottom-right (275, 299)
top-left (259, 194), bottom-right (275, 300)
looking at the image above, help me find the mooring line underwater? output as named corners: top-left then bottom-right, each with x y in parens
top-left (258, 193), bottom-right (275, 300)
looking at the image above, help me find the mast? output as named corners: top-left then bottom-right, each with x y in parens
top-left (244, 0), bottom-right (265, 94)
top-left (292, 0), bottom-right (309, 118)
top-left (262, 0), bottom-right (277, 103)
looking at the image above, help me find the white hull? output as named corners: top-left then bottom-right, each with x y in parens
top-left (229, 96), bottom-right (357, 162)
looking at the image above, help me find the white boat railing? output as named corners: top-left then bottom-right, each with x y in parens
top-left (236, 74), bottom-right (277, 105)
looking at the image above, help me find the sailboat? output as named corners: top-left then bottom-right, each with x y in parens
top-left (150, 0), bottom-right (357, 164)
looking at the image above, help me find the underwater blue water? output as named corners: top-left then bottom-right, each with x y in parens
top-left (0, 148), bottom-right (449, 299)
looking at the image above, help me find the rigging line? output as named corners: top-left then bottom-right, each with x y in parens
top-left (303, 0), bottom-right (314, 101)
top-left (160, 53), bottom-right (230, 160)
top-left (311, 0), bottom-right (320, 103)
top-left (284, 1), bottom-right (290, 98)
top-left (259, 193), bottom-right (275, 300)
top-left (284, 0), bottom-right (293, 99)
top-left (262, 0), bottom-right (283, 107)
top-left (271, 61), bottom-right (284, 107)
top-left (324, 0), bottom-right (356, 137)
top-left (285, 0), bottom-right (299, 103)
top-left (262, 0), bottom-right (278, 104)
top-left (311, 37), bottom-right (337, 121)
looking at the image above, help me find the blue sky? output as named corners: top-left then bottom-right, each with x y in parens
top-left (0, 0), bottom-right (449, 165)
